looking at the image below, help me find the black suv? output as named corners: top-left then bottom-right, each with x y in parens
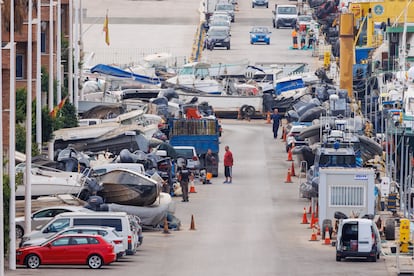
top-left (204, 26), bottom-right (231, 50)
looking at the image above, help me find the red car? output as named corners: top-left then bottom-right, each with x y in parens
top-left (16, 234), bottom-right (116, 269)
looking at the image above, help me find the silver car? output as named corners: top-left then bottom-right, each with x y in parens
top-left (15, 205), bottom-right (91, 238)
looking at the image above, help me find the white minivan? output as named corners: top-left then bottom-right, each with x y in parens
top-left (335, 218), bottom-right (381, 262)
top-left (20, 212), bottom-right (138, 255)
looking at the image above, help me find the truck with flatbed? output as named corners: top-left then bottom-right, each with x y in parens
top-left (167, 117), bottom-right (220, 177)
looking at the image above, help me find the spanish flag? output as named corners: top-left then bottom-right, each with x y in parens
top-left (50, 96), bottom-right (68, 118)
top-left (103, 11), bottom-right (110, 46)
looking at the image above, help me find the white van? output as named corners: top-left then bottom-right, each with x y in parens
top-left (272, 4), bottom-right (298, 29)
top-left (335, 218), bottom-right (381, 262)
top-left (21, 212), bottom-right (138, 255)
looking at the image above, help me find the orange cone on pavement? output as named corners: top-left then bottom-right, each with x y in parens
top-left (309, 227), bottom-right (318, 241)
top-left (285, 169), bottom-right (293, 183)
top-left (286, 148), bottom-right (293, 161)
top-left (282, 127), bottom-right (287, 142)
top-left (308, 204), bottom-right (312, 214)
top-left (266, 111), bottom-right (271, 124)
top-left (301, 207), bottom-right (309, 224)
top-left (323, 226), bottom-right (331, 245)
top-left (290, 161), bottom-right (296, 176)
top-left (163, 217), bottom-right (170, 234)
top-left (189, 181), bottom-right (197, 193)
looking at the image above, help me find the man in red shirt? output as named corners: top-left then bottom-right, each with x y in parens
top-left (223, 145), bottom-right (234, 184)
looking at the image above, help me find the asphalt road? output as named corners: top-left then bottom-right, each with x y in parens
top-left (5, 0), bottom-right (399, 275)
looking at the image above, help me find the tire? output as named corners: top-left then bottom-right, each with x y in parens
top-left (26, 254), bottom-right (40, 269)
top-left (16, 225), bottom-right (24, 239)
top-left (385, 218), bottom-right (395, 240)
top-left (266, 40), bottom-right (270, 45)
top-left (368, 255), bottom-right (377, 262)
top-left (227, 43), bottom-right (230, 50)
top-left (272, 20), bottom-right (276, 28)
top-left (266, 3), bottom-right (268, 8)
top-left (245, 106), bottom-right (255, 117)
top-left (88, 254), bottom-right (103, 269)
top-left (252, 3), bottom-right (254, 8)
top-left (336, 256), bottom-right (341, 262)
top-left (276, 23), bottom-right (280, 29)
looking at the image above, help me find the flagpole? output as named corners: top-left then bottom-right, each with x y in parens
top-left (68, 0), bottom-right (73, 104)
top-left (36, 0), bottom-right (42, 152)
top-left (48, 0), bottom-right (54, 160)
top-left (74, 0), bottom-right (79, 111)
top-left (25, 0), bottom-right (33, 235)
top-left (56, 0), bottom-right (62, 103)
top-left (0, 1), bottom-right (4, 275)
top-left (9, 0), bottom-right (17, 270)
top-left (79, 0), bottom-right (83, 100)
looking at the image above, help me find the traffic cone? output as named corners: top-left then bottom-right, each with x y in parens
top-left (237, 108), bottom-right (242, 120)
top-left (282, 127), bottom-right (287, 141)
top-left (286, 147), bottom-right (293, 161)
top-left (266, 112), bottom-right (271, 124)
top-left (309, 226), bottom-right (318, 241)
top-left (316, 225), bottom-right (321, 236)
top-left (301, 207), bottom-right (309, 224)
top-left (163, 216), bottom-right (170, 234)
top-left (189, 214), bottom-right (196, 230)
top-left (308, 204), bottom-right (312, 214)
top-left (189, 181), bottom-right (197, 193)
top-left (290, 161), bottom-right (296, 176)
top-left (309, 212), bottom-right (316, 229)
top-left (284, 169), bottom-right (293, 183)
top-left (323, 226), bottom-right (331, 245)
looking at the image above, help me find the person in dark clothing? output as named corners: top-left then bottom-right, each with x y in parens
top-left (204, 149), bottom-right (216, 184)
top-left (270, 108), bottom-right (282, 139)
top-left (177, 164), bottom-right (192, 202)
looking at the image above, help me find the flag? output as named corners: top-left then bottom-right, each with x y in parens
top-left (103, 12), bottom-right (110, 46)
top-left (50, 96), bottom-right (68, 118)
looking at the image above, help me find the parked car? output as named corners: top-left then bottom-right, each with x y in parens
top-left (15, 206), bottom-right (91, 239)
top-left (272, 4), bottom-right (298, 29)
top-left (285, 123), bottom-right (311, 152)
top-left (252, 0), bottom-right (268, 8)
top-left (204, 26), bottom-right (231, 50)
top-left (335, 218), bottom-right (381, 262)
top-left (249, 26), bottom-right (271, 45)
top-left (20, 211), bottom-right (134, 255)
top-left (215, 2), bottom-right (235, 22)
top-left (20, 226), bottom-right (125, 260)
top-left (296, 14), bottom-right (313, 29)
top-left (128, 215), bottom-right (144, 250)
top-left (173, 146), bottom-right (201, 172)
top-left (16, 234), bottom-right (116, 269)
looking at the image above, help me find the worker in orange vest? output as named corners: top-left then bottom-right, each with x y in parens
top-left (292, 28), bottom-right (298, 49)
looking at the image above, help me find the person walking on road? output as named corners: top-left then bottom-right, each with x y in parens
top-left (291, 28), bottom-right (298, 49)
top-left (177, 164), bottom-right (192, 202)
top-left (205, 149), bottom-right (216, 184)
top-left (223, 145), bottom-right (233, 184)
top-left (271, 108), bottom-right (282, 139)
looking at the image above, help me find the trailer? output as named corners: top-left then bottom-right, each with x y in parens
top-left (318, 167), bottom-right (376, 229)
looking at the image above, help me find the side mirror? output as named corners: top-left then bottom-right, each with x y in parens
top-left (47, 243), bottom-right (52, 248)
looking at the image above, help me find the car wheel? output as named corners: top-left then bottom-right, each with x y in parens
top-left (272, 20), bottom-right (275, 28)
top-left (252, 3), bottom-right (254, 8)
top-left (88, 254), bottom-right (103, 269)
top-left (266, 3), bottom-right (268, 8)
top-left (266, 40), bottom-right (270, 45)
top-left (26, 254), bottom-right (41, 269)
top-left (227, 44), bottom-right (230, 50)
top-left (276, 23), bottom-right (280, 29)
top-left (336, 256), bottom-right (341, 262)
top-left (16, 225), bottom-right (24, 239)
top-left (245, 106), bottom-right (255, 117)
top-left (250, 40), bottom-right (253, 45)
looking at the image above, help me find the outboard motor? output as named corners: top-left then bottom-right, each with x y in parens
top-left (84, 195), bottom-right (109, 212)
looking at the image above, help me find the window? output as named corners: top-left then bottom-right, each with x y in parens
top-left (73, 218), bottom-right (122, 232)
top-left (88, 237), bottom-right (100, 244)
top-left (71, 237), bottom-right (88, 245)
top-left (45, 218), bottom-right (70, 233)
top-left (41, 32), bottom-right (46, 53)
top-left (52, 237), bottom-right (70, 246)
top-left (330, 186), bottom-right (365, 207)
top-left (16, 54), bottom-right (23, 79)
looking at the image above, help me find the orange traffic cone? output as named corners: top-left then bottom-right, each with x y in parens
top-left (309, 226), bottom-right (319, 241)
top-left (301, 207), bottom-right (309, 224)
top-left (286, 147), bottom-right (293, 161)
top-left (323, 226), bottom-right (331, 245)
top-left (308, 204), bottom-right (312, 214)
top-left (266, 111), bottom-right (271, 124)
top-left (282, 127), bottom-right (287, 142)
top-left (284, 169), bottom-right (293, 183)
top-left (290, 161), bottom-right (296, 176)
top-left (189, 181), bottom-right (197, 193)
top-left (189, 214), bottom-right (196, 230)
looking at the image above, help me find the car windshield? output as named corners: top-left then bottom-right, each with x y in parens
top-left (216, 4), bottom-right (233, 11)
top-left (210, 15), bottom-right (229, 22)
top-left (174, 149), bottom-right (194, 158)
top-left (211, 21), bottom-right (229, 26)
top-left (278, 7), bottom-right (296, 14)
top-left (208, 29), bottom-right (227, 36)
top-left (251, 27), bottom-right (269, 33)
top-left (298, 15), bottom-right (312, 22)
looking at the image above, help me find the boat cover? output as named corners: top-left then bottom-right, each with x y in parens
top-left (90, 64), bottom-right (161, 86)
